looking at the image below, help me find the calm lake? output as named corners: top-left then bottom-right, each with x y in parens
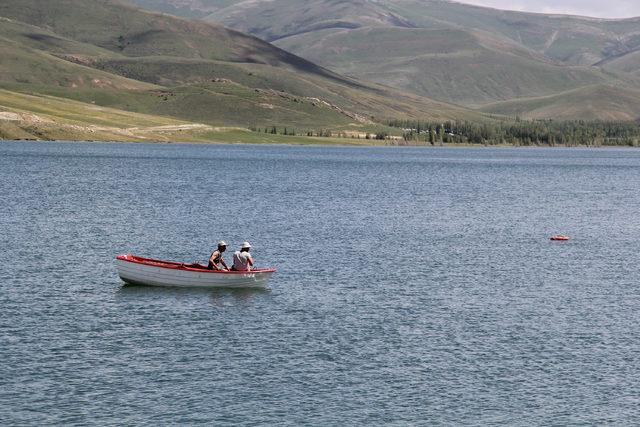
top-left (1, 141), bottom-right (639, 424)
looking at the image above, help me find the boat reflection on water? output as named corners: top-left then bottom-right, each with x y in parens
top-left (117, 281), bottom-right (271, 306)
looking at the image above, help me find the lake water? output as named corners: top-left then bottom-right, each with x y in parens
top-left (1, 141), bottom-right (640, 424)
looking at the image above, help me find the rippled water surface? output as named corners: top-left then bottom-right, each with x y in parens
top-left (1, 141), bottom-right (640, 424)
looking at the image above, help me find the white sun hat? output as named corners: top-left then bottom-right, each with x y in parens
top-left (241, 241), bottom-right (252, 249)
top-left (218, 240), bottom-right (227, 247)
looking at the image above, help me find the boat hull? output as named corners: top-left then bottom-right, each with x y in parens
top-left (116, 255), bottom-right (275, 289)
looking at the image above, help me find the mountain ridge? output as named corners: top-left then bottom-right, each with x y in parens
top-left (123, 0), bottom-right (640, 117)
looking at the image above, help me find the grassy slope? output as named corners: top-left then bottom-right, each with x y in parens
top-left (0, 0), bottom-right (485, 134)
top-left (0, 18), bottom-right (155, 90)
top-left (0, 17), bottom-right (114, 57)
top-left (0, 88), bottom-right (383, 144)
top-left (0, 0), bottom-right (242, 61)
top-left (0, 87), bottom-right (204, 141)
top-left (600, 49), bottom-right (640, 76)
top-left (87, 56), bottom-right (483, 122)
top-left (479, 85), bottom-right (640, 121)
top-left (276, 26), bottom-right (607, 106)
top-left (0, 0), bottom-right (414, 81)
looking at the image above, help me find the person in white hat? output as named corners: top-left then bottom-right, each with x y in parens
top-left (232, 241), bottom-right (254, 271)
top-left (208, 240), bottom-right (229, 271)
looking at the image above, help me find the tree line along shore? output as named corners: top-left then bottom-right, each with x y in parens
top-left (246, 120), bottom-right (640, 147)
top-left (389, 119), bottom-right (640, 147)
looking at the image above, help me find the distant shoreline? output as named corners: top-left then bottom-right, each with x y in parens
top-left (2, 138), bottom-right (637, 149)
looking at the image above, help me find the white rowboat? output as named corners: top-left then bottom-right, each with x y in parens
top-left (116, 254), bottom-right (276, 289)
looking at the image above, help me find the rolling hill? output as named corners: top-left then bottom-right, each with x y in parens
top-left (273, 25), bottom-right (609, 106)
top-left (127, 0), bottom-right (640, 118)
top-left (0, 0), bottom-right (487, 143)
top-left (480, 84), bottom-right (640, 121)
top-left (0, 87), bottom-right (386, 145)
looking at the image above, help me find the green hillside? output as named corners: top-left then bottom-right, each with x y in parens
top-left (0, 87), bottom-right (211, 141)
top-left (0, 0), bottom-right (338, 68)
top-left (127, 0), bottom-right (640, 116)
top-left (275, 26), bottom-right (608, 106)
top-left (0, 88), bottom-right (381, 145)
top-left (0, 17), bottom-right (154, 90)
top-left (480, 85), bottom-right (640, 121)
top-left (0, 0), bottom-right (484, 139)
top-left (599, 49), bottom-right (640, 76)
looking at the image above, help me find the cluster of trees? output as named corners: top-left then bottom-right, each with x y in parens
top-left (252, 120), bottom-right (640, 146)
top-left (252, 126), bottom-right (298, 136)
top-left (387, 119), bottom-right (640, 146)
top-left (251, 127), bottom-right (389, 140)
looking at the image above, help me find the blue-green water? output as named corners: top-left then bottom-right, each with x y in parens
top-left (1, 141), bottom-right (640, 424)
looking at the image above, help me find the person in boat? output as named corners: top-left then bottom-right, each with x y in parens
top-left (232, 241), bottom-right (254, 271)
top-left (208, 241), bottom-right (229, 271)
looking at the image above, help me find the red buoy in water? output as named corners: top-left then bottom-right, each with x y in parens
top-left (550, 235), bottom-right (570, 241)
